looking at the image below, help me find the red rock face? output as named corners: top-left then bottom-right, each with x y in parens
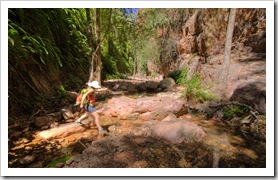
top-left (102, 94), bottom-right (186, 121)
top-left (147, 61), bottom-right (158, 75)
top-left (152, 9), bottom-right (266, 109)
top-left (157, 8), bottom-right (266, 76)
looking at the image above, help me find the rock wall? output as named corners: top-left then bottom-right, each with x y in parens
top-left (159, 8), bottom-right (266, 76)
top-left (155, 8), bottom-right (266, 104)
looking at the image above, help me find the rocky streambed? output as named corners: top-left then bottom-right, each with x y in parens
top-left (8, 85), bottom-right (266, 168)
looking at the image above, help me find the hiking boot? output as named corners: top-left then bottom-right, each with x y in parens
top-left (98, 129), bottom-right (108, 134)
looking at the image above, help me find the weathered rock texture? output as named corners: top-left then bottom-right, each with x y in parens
top-left (38, 118), bottom-right (93, 139)
top-left (142, 119), bottom-right (206, 143)
top-left (101, 93), bottom-right (186, 120)
top-left (64, 118), bottom-right (206, 168)
top-left (230, 80), bottom-right (266, 113)
top-left (142, 8), bottom-right (266, 108)
top-left (156, 8), bottom-right (266, 76)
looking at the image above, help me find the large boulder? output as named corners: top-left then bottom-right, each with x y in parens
top-left (34, 115), bottom-right (58, 128)
top-left (244, 31), bottom-right (266, 53)
top-left (230, 80), bottom-right (266, 114)
top-left (146, 81), bottom-right (159, 90)
top-left (158, 78), bottom-right (176, 90)
top-left (135, 82), bottom-right (147, 92)
top-left (61, 108), bottom-right (75, 120)
top-left (101, 95), bottom-right (186, 120)
top-left (101, 96), bottom-right (136, 119)
top-left (142, 119), bottom-right (206, 143)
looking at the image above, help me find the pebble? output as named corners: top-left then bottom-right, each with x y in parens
top-left (22, 127), bottom-right (29, 132)
top-left (41, 125), bottom-right (49, 130)
top-left (56, 145), bottom-right (62, 150)
top-left (28, 162), bottom-right (43, 168)
top-left (25, 146), bottom-right (32, 151)
top-left (19, 155), bottom-right (35, 165)
top-left (67, 136), bottom-right (76, 142)
top-left (45, 144), bottom-right (52, 150)
top-left (55, 163), bottom-right (64, 168)
top-left (10, 131), bottom-right (22, 139)
top-left (184, 114), bottom-right (193, 119)
top-left (108, 125), bottom-right (116, 132)
top-left (22, 138), bottom-right (30, 143)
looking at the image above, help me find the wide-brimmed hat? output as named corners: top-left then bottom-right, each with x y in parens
top-left (87, 81), bottom-right (101, 89)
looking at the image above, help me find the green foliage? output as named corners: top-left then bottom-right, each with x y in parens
top-left (168, 69), bottom-right (185, 83)
top-left (57, 85), bottom-right (67, 98)
top-left (65, 74), bottom-right (83, 90)
top-left (139, 9), bottom-right (171, 32)
top-left (168, 67), bottom-right (215, 103)
top-left (135, 9), bottom-right (192, 75)
top-left (8, 8), bottom-right (91, 116)
top-left (99, 9), bottom-right (135, 79)
top-left (8, 8), bottom-right (90, 73)
top-left (47, 155), bottom-right (71, 168)
top-left (257, 114), bottom-right (266, 119)
top-left (102, 37), bottom-right (131, 77)
top-left (150, 72), bottom-right (157, 77)
top-left (135, 9), bottom-right (201, 77)
top-left (135, 9), bottom-right (164, 74)
top-left (223, 105), bottom-right (248, 119)
top-left (177, 68), bottom-right (188, 85)
top-left (136, 38), bottom-right (161, 74)
top-left (159, 38), bottom-right (179, 64)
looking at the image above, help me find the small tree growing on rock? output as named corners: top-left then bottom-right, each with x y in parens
top-left (217, 8), bottom-right (237, 94)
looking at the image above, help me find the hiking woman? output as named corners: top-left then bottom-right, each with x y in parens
top-left (75, 81), bottom-right (107, 134)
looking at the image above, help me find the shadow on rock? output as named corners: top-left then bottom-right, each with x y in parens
top-left (64, 134), bottom-right (213, 168)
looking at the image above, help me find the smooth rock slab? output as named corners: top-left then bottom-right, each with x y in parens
top-left (102, 95), bottom-right (186, 120)
top-left (38, 118), bottom-right (93, 139)
top-left (142, 119), bottom-right (206, 143)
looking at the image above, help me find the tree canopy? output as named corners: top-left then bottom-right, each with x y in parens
top-left (8, 8), bottom-right (139, 115)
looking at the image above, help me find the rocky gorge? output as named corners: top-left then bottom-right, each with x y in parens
top-left (7, 8), bottom-right (267, 169)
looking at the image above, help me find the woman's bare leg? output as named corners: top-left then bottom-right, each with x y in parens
top-left (75, 112), bottom-right (89, 123)
top-left (92, 112), bottom-right (102, 130)
top-left (92, 112), bottom-right (107, 134)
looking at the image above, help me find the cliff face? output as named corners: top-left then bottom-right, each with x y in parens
top-left (150, 8), bottom-right (266, 112)
top-left (158, 8), bottom-right (266, 76)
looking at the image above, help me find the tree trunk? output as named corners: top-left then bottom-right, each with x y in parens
top-left (133, 35), bottom-right (137, 77)
top-left (88, 9), bottom-right (112, 84)
top-left (86, 9), bottom-right (93, 47)
top-left (95, 8), bottom-right (101, 84)
top-left (86, 9), bottom-right (95, 83)
top-left (217, 8), bottom-right (236, 88)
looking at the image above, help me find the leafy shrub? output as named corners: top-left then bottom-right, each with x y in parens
top-left (150, 72), bottom-right (157, 77)
top-left (167, 68), bottom-right (187, 84)
top-left (57, 85), bottom-right (67, 98)
top-left (65, 74), bottom-right (83, 90)
top-left (168, 67), bottom-right (215, 103)
top-left (47, 155), bottom-right (71, 168)
top-left (223, 105), bottom-right (248, 119)
top-left (104, 72), bottom-right (128, 80)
